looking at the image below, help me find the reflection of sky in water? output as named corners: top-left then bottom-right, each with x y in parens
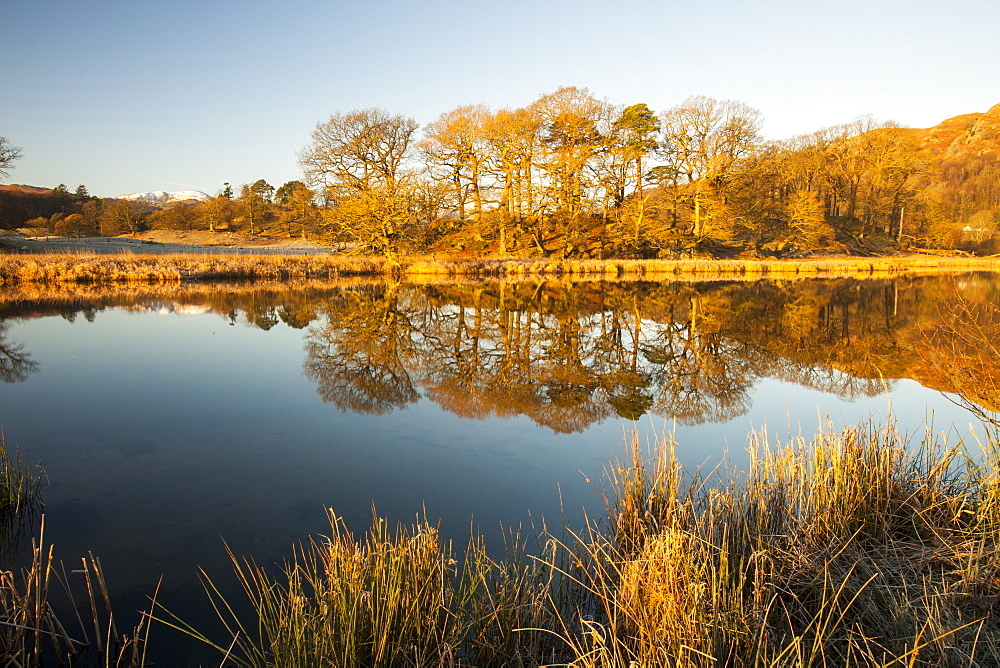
top-left (0, 286), bottom-right (986, 658)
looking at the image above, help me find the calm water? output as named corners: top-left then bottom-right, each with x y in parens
top-left (0, 274), bottom-right (995, 659)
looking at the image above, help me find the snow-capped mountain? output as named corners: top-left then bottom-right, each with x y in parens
top-left (117, 190), bottom-right (211, 203)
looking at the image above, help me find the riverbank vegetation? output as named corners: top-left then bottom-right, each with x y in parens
top-left (0, 437), bottom-right (41, 541)
top-left (2, 92), bottom-right (998, 261)
top-left (8, 418), bottom-right (1000, 665)
top-left (1, 251), bottom-right (999, 286)
top-left (145, 419), bottom-right (1000, 666)
top-left (0, 436), bottom-right (156, 666)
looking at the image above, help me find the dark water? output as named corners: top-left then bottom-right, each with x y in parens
top-left (0, 274), bottom-right (996, 660)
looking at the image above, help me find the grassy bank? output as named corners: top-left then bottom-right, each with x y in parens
top-left (149, 419), bottom-right (1000, 666)
top-left (5, 420), bottom-right (1000, 664)
top-left (2, 252), bottom-right (1000, 286)
top-left (0, 253), bottom-right (391, 285)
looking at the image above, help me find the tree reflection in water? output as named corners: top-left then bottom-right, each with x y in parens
top-left (0, 322), bottom-right (38, 383)
top-left (919, 285), bottom-right (1000, 426)
top-left (3, 275), bottom-right (996, 431)
top-left (300, 277), bottom-right (980, 432)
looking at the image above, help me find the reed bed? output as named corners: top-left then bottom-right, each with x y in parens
top-left (0, 520), bottom-right (156, 666)
top-left (0, 437), bottom-right (152, 666)
top-left (0, 253), bottom-right (391, 285)
top-left (0, 438), bottom-right (42, 535)
top-left (153, 419), bottom-right (1000, 666)
top-left (2, 252), bottom-right (999, 286)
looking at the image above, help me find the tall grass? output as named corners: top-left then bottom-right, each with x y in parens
top-left (567, 422), bottom-right (1000, 665)
top-left (0, 519), bottom-right (156, 666)
top-left (0, 436), bottom-right (154, 666)
top-left (160, 419), bottom-right (1000, 665)
top-left (0, 436), bottom-right (43, 539)
top-left (0, 253), bottom-right (391, 285)
top-left (159, 514), bottom-right (565, 666)
top-left (3, 251), bottom-right (999, 285)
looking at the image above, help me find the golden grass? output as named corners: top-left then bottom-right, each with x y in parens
top-left (7, 418), bottom-right (1000, 664)
top-left (0, 519), bottom-right (155, 666)
top-left (146, 419), bottom-right (1000, 665)
top-left (3, 251), bottom-right (999, 286)
top-left (0, 252), bottom-right (390, 285)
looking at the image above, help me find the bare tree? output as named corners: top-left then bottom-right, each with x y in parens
top-left (659, 96), bottom-right (762, 238)
top-left (532, 86), bottom-right (611, 216)
top-left (299, 109), bottom-right (419, 260)
top-left (0, 137), bottom-right (23, 181)
top-left (419, 104), bottom-right (492, 223)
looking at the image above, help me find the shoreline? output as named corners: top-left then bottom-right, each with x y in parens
top-left (2, 250), bottom-right (1000, 285)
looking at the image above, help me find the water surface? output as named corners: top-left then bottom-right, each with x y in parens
top-left (0, 275), bottom-right (995, 658)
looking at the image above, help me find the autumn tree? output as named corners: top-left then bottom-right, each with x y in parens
top-left (240, 179), bottom-right (274, 235)
top-left (79, 199), bottom-right (104, 234)
top-left (200, 193), bottom-right (236, 232)
top-left (275, 180), bottom-right (318, 238)
top-left (658, 96), bottom-right (763, 239)
top-left (824, 117), bottom-right (885, 233)
top-left (608, 103), bottom-right (660, 204)
top-left (299, 108), bottom-right (419, 260)
top-left (785, 190), bottom-right (834, 248)
top-left (54, 213), bottom-right (96, 237)
top-left (528, 87), bottom-right (612, 255)
top-left (600, 103), bottom-right (661, 249)
top-left (419, 104), bottom-right (492, 224)
top-left (532, 87), bottom-right (609, 216)
top-left (482, 106), bottom-right (541, 251)
top-left (858, 125), bottom-right (925, 240)
top-left (99, 198), bottom-right (147, 235)
top-left (147, 201), bottom-right (199, 230)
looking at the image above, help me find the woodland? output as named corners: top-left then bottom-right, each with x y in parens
top-left (1, 88), bottom-right (998, 259)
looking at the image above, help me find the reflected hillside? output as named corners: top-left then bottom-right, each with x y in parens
top-left (3, 276), bottom-right (999, 430)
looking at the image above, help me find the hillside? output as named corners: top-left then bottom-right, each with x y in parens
top-left (915, 102), bottom-right (1000, 157)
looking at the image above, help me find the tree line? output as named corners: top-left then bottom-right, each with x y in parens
top-left (297, 91), bottom-right (998, 258)
top-left (0, 180), bottom-right (320, 240)
top-left (2, 90), bottom-right (997, 257)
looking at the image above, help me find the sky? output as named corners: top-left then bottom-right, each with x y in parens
top-left (2, 0), bottom-right (998, 198)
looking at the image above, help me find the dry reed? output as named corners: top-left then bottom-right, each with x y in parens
top-left (153, 418), bottom-right (1000, 665)
top-left (3, 252), bottom-right (999, 286)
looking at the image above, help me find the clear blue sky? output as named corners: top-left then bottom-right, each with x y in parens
top-left (2, 0), bottom-right (998, 197)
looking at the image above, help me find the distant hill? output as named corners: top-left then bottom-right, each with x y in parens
top-left (0, 184), bottom-right (83, 228)
top-left (116, 190), bottom-right (210, 203)
top-left (908, 102), bottom-right (1000, 244)
top-left (0, 184), bottom-right (54, 195)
